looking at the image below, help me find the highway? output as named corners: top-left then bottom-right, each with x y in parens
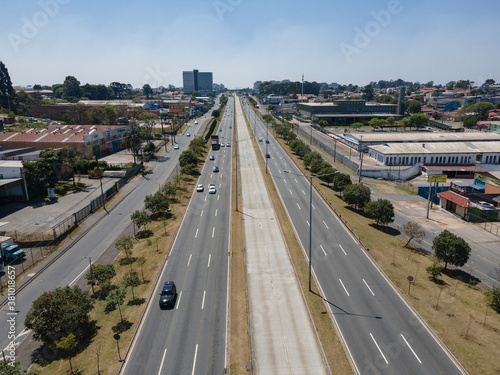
top-left (241, 98), bottom-right (468, 375)
top-left (121, 97), bottom-right (234, 374)
top-left (0, 101), bottom-right (221, 364)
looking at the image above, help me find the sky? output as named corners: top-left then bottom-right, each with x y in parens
top-left (1, 0), bottom-right (499, 89)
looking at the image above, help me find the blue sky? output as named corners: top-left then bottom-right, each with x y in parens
top-left (1, 0), bottom-right (499, 89)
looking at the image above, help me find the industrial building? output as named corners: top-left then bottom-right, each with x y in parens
top-left (182, 69), bottom-right (213, 94)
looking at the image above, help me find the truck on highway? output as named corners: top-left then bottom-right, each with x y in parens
top-left (1, 237), bottom-right (25, 262)
top-left (211, 135), bottom-right (220, 150)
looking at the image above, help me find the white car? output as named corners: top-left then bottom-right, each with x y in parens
top-left (226, 142), bottom-right (230, 147)
top-left (208, 184), bottom-right (216, 194)
top-left (186, 132), bottom-right (191, 137)
top-left (173, 144), bottom-right (179, 150)
top-left (196, 184), bottom-right (204, 192)
top-left (194, 121), bottom-right (198, 124)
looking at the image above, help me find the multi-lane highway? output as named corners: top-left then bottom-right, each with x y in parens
top-left (0, 101), bottom-right (221, 364)
top-left (121, 97), bottom-right (234, 374)
top-left (241, 98), bottom-right (468, 375)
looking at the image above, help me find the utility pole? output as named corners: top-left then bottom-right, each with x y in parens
top-left (358, 135), bottom-right (364, 183)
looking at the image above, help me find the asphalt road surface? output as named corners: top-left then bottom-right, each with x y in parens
top-left (121, 97), bottom-right (234, 374)
top-left (242, 98), bottom-right (468, 375)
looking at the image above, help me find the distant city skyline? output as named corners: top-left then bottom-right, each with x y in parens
top-left (1, 0), bottom-right (499, 89)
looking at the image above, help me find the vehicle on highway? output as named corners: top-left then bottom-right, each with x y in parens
top-left (266, 153), bottom-right (270, 158)
top-left (186, 132), bottom-right (191, 137)
top-left (209, 184), bottom-right (216, 194)
top-left (213, 166), bottom-right (219, 173)
top-left (159, 281), bottom-right (177, 309)
top-left (220, 143), bottom-right (225, 147)
top-left (195, 121), bottom-right (198, 124)
top-left (259, 138), bottom-right (263, 142)
top-left (265, 139), bottom-right (269, 143)
top-left (42, 118), bottom-right (51, 124)
top-left (196, 184), bottom-right (204, 192)
top-left (210, 155), bottom-right (215, 160)
top-left (226, 142), bottom-right (230, 147)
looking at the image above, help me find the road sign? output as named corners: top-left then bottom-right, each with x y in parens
top-left (427, 174), bottom-right (447, 183)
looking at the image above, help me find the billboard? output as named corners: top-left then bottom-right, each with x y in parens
top-left (169, 104), bottom-right (185, 114)
top-left (427, 174), bottom-right (447, 183)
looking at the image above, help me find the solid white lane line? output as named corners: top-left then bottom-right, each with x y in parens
top-left (215, 209), bottom-right (218, 217)
top-left (339, 279), bottom-right (350, 296)
top-left (323, 221), bottom-right (329, 229)
top-left (289, 189), bottom-right (293, 195)
top-left (187, 254), bottom-right (192, 267)
top-left (200, 209), bottom-right (203, 217)
top-left (370, 333), bottom-right (389, 364)
top-left (212, 227), bottom-right (215, 238)
top-left (320, 244), bottom-right (327, 256)
top-left (176, 291), bottom-right (182, 309)
top-left (297, 203), bottom-right (301, 210)
top-left (157, 349), bottom-right (167, 375)
top-left (363, 279), bottom-right (375, 296)
top-left (191, 344), bottom-right (198, 375)
top-left (401, 334), bottom-right (422, 364)
top-left (339, 244), bottom-right (347, 255)
top-left (201, 291), bottom-right (206, 310)
top-left (208, 254), bottom-right (211, 268)
top-left (195, 228), bottom-right (198, 239)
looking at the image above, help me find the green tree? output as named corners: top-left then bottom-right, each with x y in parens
top-left (85, 264), bottom-right (116, 295)
top-left (0, 361), bottom-right (36, 374)
top-left (212, 109), bottom-right (220, 118)
top-left (124, 125), bottom-right (143, 165)
top-left (62, 76), bottom-right (81, 100)
top-left (0, 61), bottom-right (16, 112)
top-left (426, 263), bottom-right (443, 281)
top-left (115, 236), bottom-right (134, 261)
top-left (136, 255), bottom-right (147, 282)
top-left (332, 173), bottom-right (352, 196)
top-left (407, 113), bottom-right (429, 129)
top-left (103, 104), bottom-right (117, 124)
top-left (162, 181), bottom-right (178, 199)
top-left (303, 151), bottom-right (323, 169)
top-left (142, 84), bottom-right (154, 98)
top-left (191, 91), bottom-right (201, 97)
top-left (59, 147), bottom-right (81, 186)
top-left (432, 230), bottom-right (471, 270)
top-left (362, 85), bottom-right (374, 101)
top-left (309, 158), bottom-right (328, 175)
top-left (67, 103), bottom-right (88, 124)
top-left (317, 166), bottom-right (337, 184)
top-left (56, 333), bottom-right (79, 374)
top-left (365, 199), bottom-right (395, 225)
top-left (143, 142), bottom-right (156, 154)
top-left (138, 111), bottom-right (159, 141)
top-left (131, 210), bottom-right (151, 231)
top-left (401, 221), bottom-right (426, 248)
top-left (24, 286), bottom-right (94, 345)
top-left (106, 287), bottom-right (127, 322)
top-left (179, 150), bottom-right (198, 167)
top-left (342, 183), bottom-right (371, 210)
top-left (485, 287), bottom-right (500, 313)
top-left (144, 191), bottom-right (170, 215)
top-left (463, 116), bottom-right (478, 128)
top-left (122, 271), bottom-right (141, 300)
top-left (407, 100), bottom-right (422, 114)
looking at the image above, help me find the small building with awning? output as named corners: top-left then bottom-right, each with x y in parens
top-left (436, 190), bottom-right (472, 220)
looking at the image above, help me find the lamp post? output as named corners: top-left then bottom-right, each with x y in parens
top-left (83, 256), bottom-right (94, 294)
top-left (95, 156), bottom-right (105, 211)
top-left (284, 169), bottom-right (339, 291)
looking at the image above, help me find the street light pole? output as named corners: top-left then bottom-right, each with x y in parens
top-left (284, 169), bottom-right (338, 292)
top-left (95, 156), bottom-right (106, 211)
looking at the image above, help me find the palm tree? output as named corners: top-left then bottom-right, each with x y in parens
top-left (124, 125), bottom-right (143, 165)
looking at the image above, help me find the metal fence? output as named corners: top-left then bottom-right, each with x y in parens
top-left (476, 221), bottom-right (500, 237)
top-left (51, 163), bottom-right (143, 241)
top-left (295, 125), bottom-right (359, 174)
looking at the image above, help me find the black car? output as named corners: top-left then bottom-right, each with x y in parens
top-left (213, 166), bottom-right (219, 172)
top-left (159, 281), bottom-right (177, 309)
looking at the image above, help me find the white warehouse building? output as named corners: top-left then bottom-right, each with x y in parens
top-left (368, 141), bottom-right (500, 167)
